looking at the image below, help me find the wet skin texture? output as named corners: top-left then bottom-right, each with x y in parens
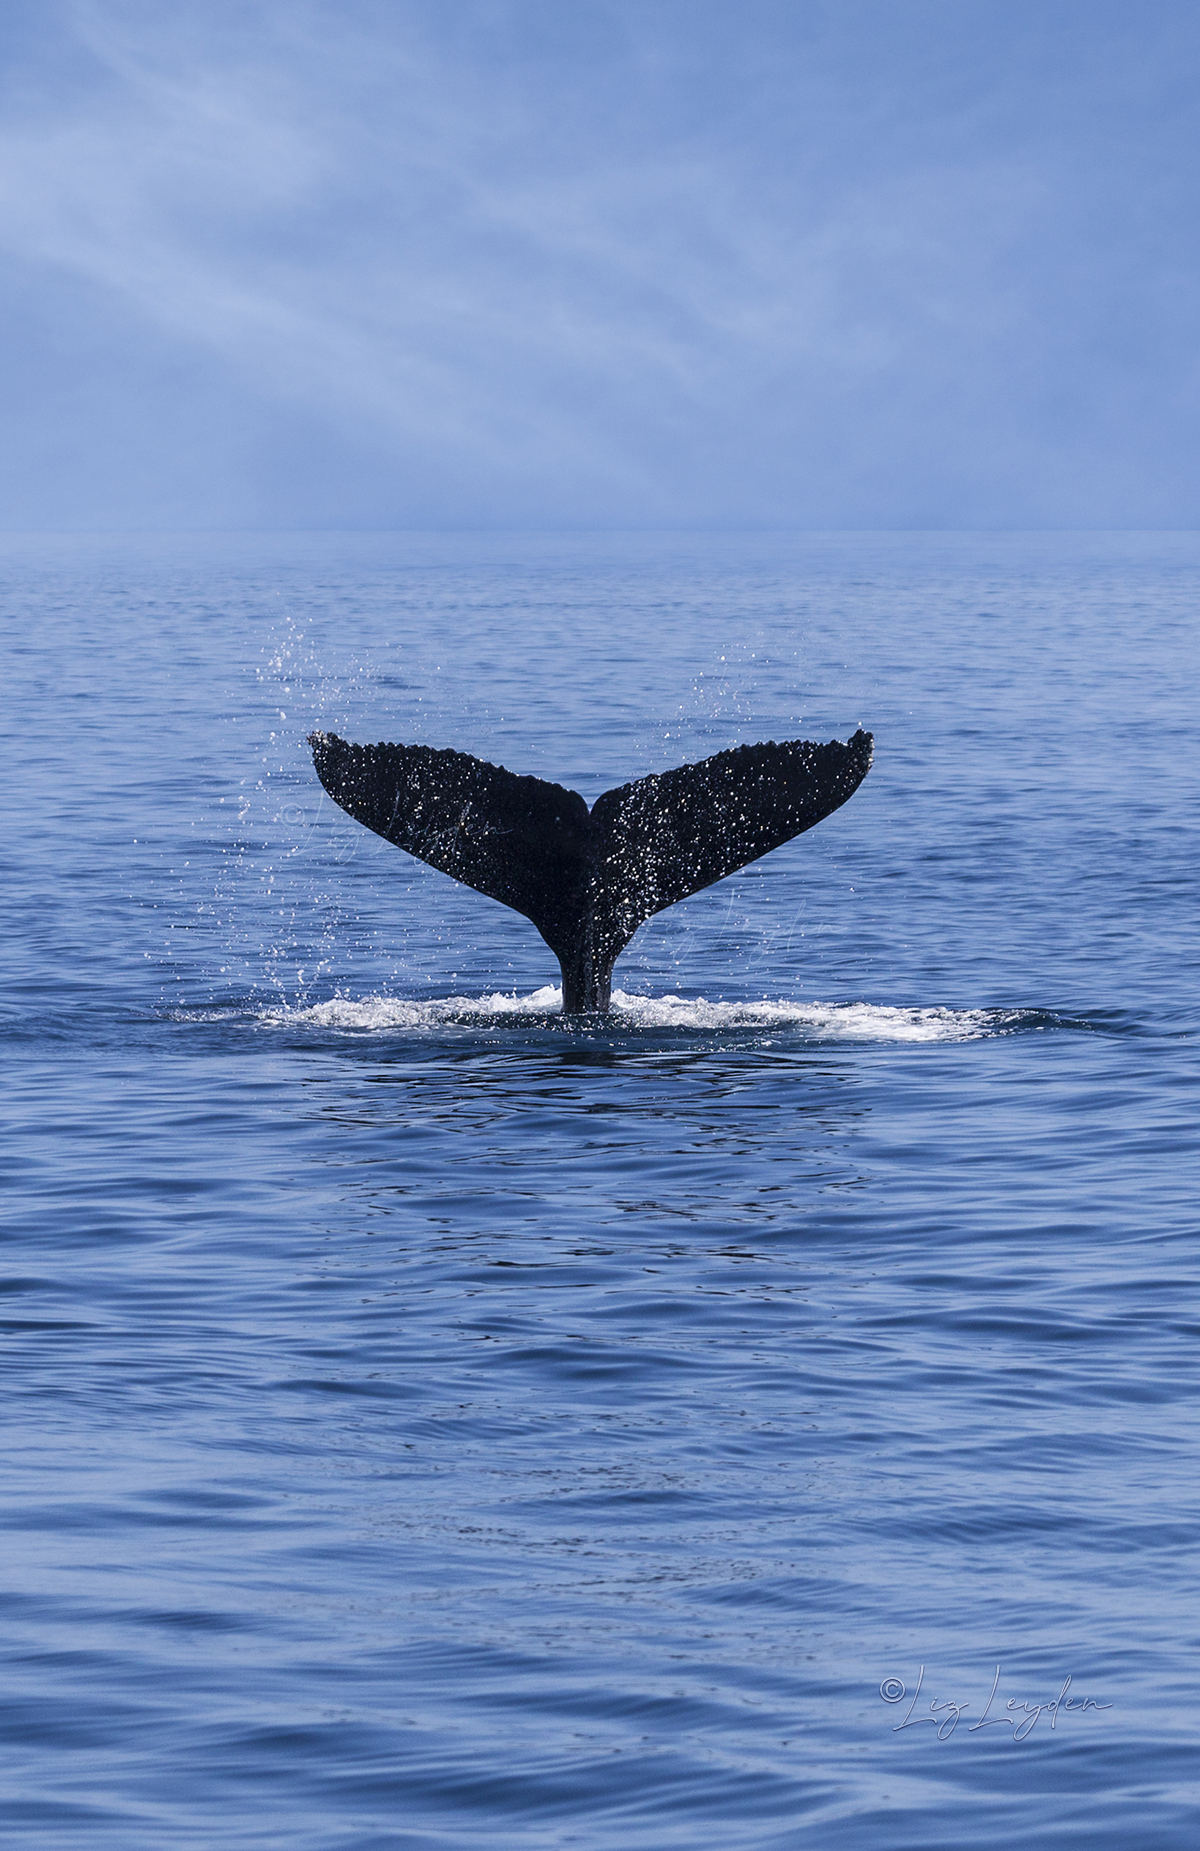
top-left (309, 729), bottom-right (874, 1011)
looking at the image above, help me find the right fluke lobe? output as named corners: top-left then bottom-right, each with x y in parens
top-left (309, 728), bottom-right (873, 1012)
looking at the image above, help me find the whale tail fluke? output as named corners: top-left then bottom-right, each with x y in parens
top-left (309, 729), bottom-right (873, 1012)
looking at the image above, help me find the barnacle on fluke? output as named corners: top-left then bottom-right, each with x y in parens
top-left (309, 730), bottom-right (873, 1012)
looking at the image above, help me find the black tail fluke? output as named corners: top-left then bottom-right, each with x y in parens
top-left (310, 729), bottom-right (872, 1012)
top-left (308, 733), bottom-right (594, 958)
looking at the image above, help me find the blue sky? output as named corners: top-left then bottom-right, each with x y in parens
top-left (1, 0), bottom-right (1197, 529)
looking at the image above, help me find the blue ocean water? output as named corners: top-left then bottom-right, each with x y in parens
top-left (2, 529), bottom-right (1198, 1849)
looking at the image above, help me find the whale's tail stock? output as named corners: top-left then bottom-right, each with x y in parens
top-left (309, 729), bottom-right (873, 1012)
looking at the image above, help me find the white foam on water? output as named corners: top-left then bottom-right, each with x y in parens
top-left (261, 985), bottom-right (563, 1030)
top-left (610, 992), bottom-right (998, 1040)
top-left (259, 987), bottom-right (1001, 1041)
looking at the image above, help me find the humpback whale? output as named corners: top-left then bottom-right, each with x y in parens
top-left (309, 728), bottom-right (873, 1013)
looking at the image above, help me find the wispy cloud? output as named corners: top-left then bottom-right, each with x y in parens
top-left (0, 1), bottom-right (1197, 525)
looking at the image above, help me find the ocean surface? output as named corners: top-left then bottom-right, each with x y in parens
top-left (3, 529), bottom-right (1198, 1849)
